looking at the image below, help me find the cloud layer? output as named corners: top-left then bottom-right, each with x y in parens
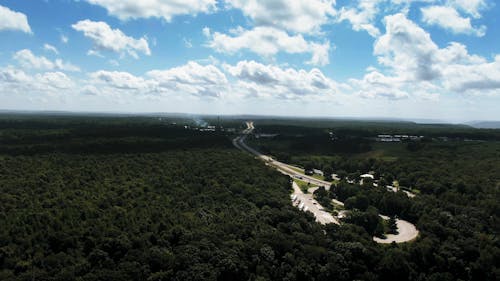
top-left (350, 12), bottom-right (500, 99)
top-left (0, 0), bottom-right (499, 120)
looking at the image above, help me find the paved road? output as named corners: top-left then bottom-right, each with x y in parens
top-left (387, 186), bottom-right (417, 198)
top-left (235, 123), bottom-right (334, 188)
top-left (234, 122), bottom-right (419, 243)
top-left (374, 216), bottom-right (419, 244)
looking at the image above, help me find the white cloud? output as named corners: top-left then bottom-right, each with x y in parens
top-left (0, 67), bottom-right (31, 84)
top-left (84, 0), bottom-right (216, 21)
top-left (61, 34), bottom-right (69, 44)
top-left (1, 62), bottom-right (228, 100)
top-left (338, 0), bottom-right (382, 37)
top-left (450, 0), bottom-right (487, 19)
top-left (80, 85), bottom-right (100, 96)
top-left (13, 49), bottom-right (80, 72)
top-left (90, 70), bottom-right (151, 90)
top-left (206, 26), bottom-right (330, 66)
top-left (183, 38), bottom-right (193, 48)
top-left (0, 5), bottom-right (32, 33)
top-left (51, 60), bottom-right (81, 73)
top-left (35, 72), bottom-right (74, 89)
top-left (147, 62), bottom-right (228, 97)
top-left (226, 0), bottom-right (336, 34)
top-left (336, 0), bottom-right (460, 37)
top-left (308, 42), bottom-right (331, 66)
top-left (207, 1), bottom-right (336, 66)
top-left (85, 61), bottom-right (338, 100)
top-left (375, 13), bottom-right (486, 81)
top-left (89, 62), bottom-right (228, 98)
top-left (14, 50), bottom-right (54, 70)
top-left (87, 50), bottom-right (104, 58)
top-left (109, 59), bottom-right (120, 66)
top-left (421, 6), bottom-right (486, 36)
top-left (350, 13), bottom-right (500, 99)
top-left (443, 55), bottom-right (500, 94)
top-left (349, 70), bottom-right (409, 99)
top-left (225, 60), bottom-right (338, 98)
top-left (437, 42), bottom-right (486, 65)
top-left (72, 20), bottom-right (151, 59)
top-left (0, 67), bottom-right (74, 92)
top-left (375, 13), bottom-right (441, 81)
top-left (202, 27), bottom-right (211, 37)
top-left (43, 44), bottom-right (59, 54)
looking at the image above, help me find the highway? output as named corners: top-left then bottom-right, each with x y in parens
top-left (233, 121), bottom-right (419, 243)
top-left (234, 122), bottom-right (335, 188)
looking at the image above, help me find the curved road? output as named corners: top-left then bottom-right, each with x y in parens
top-left (234, 122), bottom-right (419, 244)
top-left (374, 216), bottom-right (419, 244)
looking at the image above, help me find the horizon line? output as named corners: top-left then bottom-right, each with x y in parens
top-left (3, 109), bottom-right (500, 126)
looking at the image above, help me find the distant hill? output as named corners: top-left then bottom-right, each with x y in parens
top-left (469, 121), bottom-right (500, 129)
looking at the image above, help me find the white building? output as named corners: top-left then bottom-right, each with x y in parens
top-left (360, 174), bottom-right (374, 179)
top-left (313, 169), bottom-right (324, 176)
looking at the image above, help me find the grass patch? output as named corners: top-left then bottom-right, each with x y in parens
top-left (353, 143), bottom-right (409, 162)
top-left (288, 165), bottom-right (305, 174)
top-left (312, 174), bottom-right (325, 181)
top-left (294, 178), bottom-right (316, 193)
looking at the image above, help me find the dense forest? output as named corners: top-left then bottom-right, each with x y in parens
top-left (0, 115), bottom-right (499, 280)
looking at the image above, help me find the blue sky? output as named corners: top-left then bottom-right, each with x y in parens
top-left (0, 0), bottom-right (499, 122)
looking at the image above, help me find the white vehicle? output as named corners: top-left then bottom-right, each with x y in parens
top-left (303, 206), bottom-right (309, 212)
top-left (298, 202), bottom-right (305, 210)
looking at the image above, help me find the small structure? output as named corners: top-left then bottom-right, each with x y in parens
top-left (313, 169), bottom-right (324, 176)
top-left (200, 125), bottom-right (216, 132)
top-left (360, 174), bottom-right (374, 180)
top-left (376, 134), bottom-right (423, 142)
top-left (360, 174), bottom-right (375, 186)
top-left (337, 210), bottom-right (348, 219)
top-left (255, 134), bottom-right (279, 139)
top-left (387, 185), bottom-right (398, 192)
